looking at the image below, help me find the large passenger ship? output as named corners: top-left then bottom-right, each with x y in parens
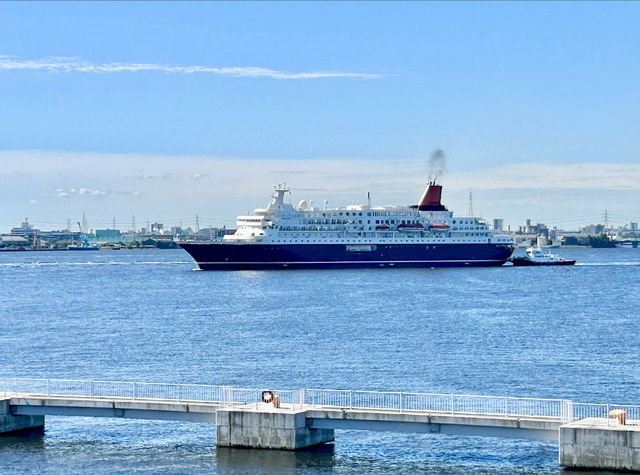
top-left (179, 181), bottom-right (515, 270)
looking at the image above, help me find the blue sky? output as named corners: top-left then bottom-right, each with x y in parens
top-left (1, 2), bottom-right (639, 231)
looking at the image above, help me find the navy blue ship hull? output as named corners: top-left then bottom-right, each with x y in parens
top-left (179, 242), bottom-right (514, 270)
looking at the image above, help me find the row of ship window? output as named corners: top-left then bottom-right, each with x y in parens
top-left (256, 214), bottom-right (474, 223)
top-left (267, 233), bottom-right (487, 239)
top-left (451, 220), bottom-right (476, 224)
top-left (274, 229), bottom-right (442, 234)
top-left (255, 239), bottom-right (489, 243)
top-left (288, 219), bottom-right (357, 225)
top-left (375, 220), bottom-right (420, 225)
top-left (276, 219), bottom-right (421, 228)
top-left (312, 211), bottom-right (411, 217)
top-left (266, 227), bottom-right (488, 236)
top-left (452, 232), bottom-right (489, 236)
top-left (271, 222), bottom-right (484, 229)
top-left (296, 211), bottom-right (423, 220)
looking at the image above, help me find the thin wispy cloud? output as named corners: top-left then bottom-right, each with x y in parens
top-left (4, 151), bottom-right (640, 193)
top-left (55, 187), bottom-right (107, 198)
top-left (0, 56), bottom-right (381, 80)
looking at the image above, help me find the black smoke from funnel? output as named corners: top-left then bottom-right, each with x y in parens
top-left (428, 149), bottom-right (446, 183)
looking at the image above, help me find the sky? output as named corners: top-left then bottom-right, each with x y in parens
top-left (1, 2), bottom-right (639, 232)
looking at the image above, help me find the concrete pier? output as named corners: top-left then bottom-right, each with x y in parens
top-left (216, 404), bottom-right (334, 450)
top-left (3, 377), bottom-right (640, 468)
top-left (0, 399), bottom-right (44, 435)
top-left (559, 419), bottom-right (640, 471)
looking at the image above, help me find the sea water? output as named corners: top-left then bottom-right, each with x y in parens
top-left (0, 247), bottom-right (638, 473)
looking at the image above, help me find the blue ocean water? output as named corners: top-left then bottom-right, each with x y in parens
top-left (0, 247), bottom-right (638, 473)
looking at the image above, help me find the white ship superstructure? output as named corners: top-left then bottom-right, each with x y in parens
top-left (225, 184), bottom-right (512, 247)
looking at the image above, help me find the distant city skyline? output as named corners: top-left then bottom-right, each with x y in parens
top-left (1, 2), bottom-right (638, 232)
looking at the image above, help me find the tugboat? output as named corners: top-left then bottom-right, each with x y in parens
top-left (510, 238), bottom-right (575, 266)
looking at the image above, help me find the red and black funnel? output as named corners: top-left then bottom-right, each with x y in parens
top-left (417, 182), bottom-right (447, 211)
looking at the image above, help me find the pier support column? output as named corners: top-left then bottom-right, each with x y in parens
top-left (559, 421), bottom-right (640, 471)
top-left (216, 406), bottom-right (334, 450)
top-left (0, 400), bottom-right (44, 435)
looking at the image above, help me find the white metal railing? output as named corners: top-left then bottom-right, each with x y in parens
top-left (1, 378), bottom-right (223, 404)
top-left (571, 402), bottom-right (640, 426)
top-left (1, 377), bottom-right (636, 423)
top-left (0, 378), bottom-right (305, 412)
top-left (304, 389), bottom-right (567, 420)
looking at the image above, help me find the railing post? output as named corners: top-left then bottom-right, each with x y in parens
top-left (90, 380), bottom-right (93, 398)
top-left (399, 392), bottom-right (403, 411)
top-left (132, 382), bottom-right (136, 400)
top-left (451, 394), bottom-right (455, 415)
top-left (564, 400), bottom-right (574, 424)
top-left (46, 379), bottom-right (50, 397)
top-left (300, 388), bottom-right (305, 411)
top-left (569, 400), bottom-right (573, 423)
top-left (606, 403), bottom-right (610, 426)
top-left (349, 390), bottom-right (353, 410)
top-left (504, 397), bottom-right (508, 418)
top-left (177, 384), bottom-right (181, 403)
